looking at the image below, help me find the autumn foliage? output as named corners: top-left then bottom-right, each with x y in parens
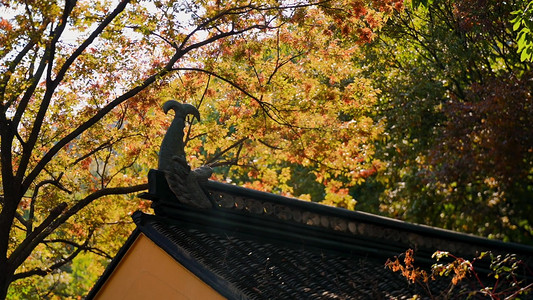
top-left (0, 0), bottom-right (403, 298)
top-left (1, 0), bottom-right (531, 298)
top-left (386, 249), bottom-right (533, 299)
top-left (359, 0), bottom-right (533, 244)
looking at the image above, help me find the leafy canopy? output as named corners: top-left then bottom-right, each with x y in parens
top-left (0, 0), bottom-right (399, 297)
top-left (359, 0), bottom-right (533, 243)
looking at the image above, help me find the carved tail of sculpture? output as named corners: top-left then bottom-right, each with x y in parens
top-left (158, 100), bottom-right (213, 209)
top-left (158, 100), bottom-right (200, 170)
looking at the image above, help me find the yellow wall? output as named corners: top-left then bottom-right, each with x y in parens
top-left (93, 233), bottom-right (226, 300)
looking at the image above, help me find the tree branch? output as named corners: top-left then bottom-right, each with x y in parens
top-left (205, 137), bottom-right (248, 166)
top-left (9, 202), bottom-right (67, 271)
top-left (0, 39), bottom-right (38, 106)
top-left (12, 231), bottom-right (94, 281)
top-left (42, 238), bottom-right (112, 259)
top-left (9, 183), bottom-right (147, 272)
top-left (69, 139), bottom-right (113, 167)
top-left (15, 0), bottom-right (132, 185)
top-left (28, 174), bottom-right (71, 235)
top-left (14, 0), bottom-right (78, 185)
top-left (172, 67), bottom-right (286, 123)
top-left (21, 46), bottom-right (180, 195)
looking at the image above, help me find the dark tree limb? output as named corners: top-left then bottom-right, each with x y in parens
top-left (16, 0), bottom-right (131, 187)
top-left (42, 238), bottom-right (113, 259)
top-left (28, 174), bottom-right (71, 235)
top-left (9, 183), bottom-right (147, 273)
top-left (12, 230), bottom-right (94, 281)
top-left (205, 137), bottom-right (248, 166)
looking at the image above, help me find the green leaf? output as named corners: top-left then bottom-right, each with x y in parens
top-left (520, 46), bottom-right (531, 61)
top-left (513, 19), bottom-right (522, 31)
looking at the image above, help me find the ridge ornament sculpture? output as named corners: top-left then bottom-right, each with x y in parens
top-left (158, 100), bottom-right (213, 209)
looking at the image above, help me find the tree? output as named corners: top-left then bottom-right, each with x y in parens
top-left (162, 20), bottom-right (386, 209)
top-left (358, 0), bottom-right (533, 243)
top-left (0, 0), bottom-right (399, 297)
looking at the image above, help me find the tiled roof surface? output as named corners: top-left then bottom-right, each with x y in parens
top-left (136, 213), bottom-right (460, 300)
top-left (131, 169), bottom-right (533, 299)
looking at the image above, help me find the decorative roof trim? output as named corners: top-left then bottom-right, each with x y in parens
top-left (204, 180), bottom-right (533, 255)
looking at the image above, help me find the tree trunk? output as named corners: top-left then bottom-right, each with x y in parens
top-left (0, 269), bottom-right (13, 300)
top-left (0, 205), bottom-right (15, 300)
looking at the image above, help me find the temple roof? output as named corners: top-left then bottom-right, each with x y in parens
top-left (89, 169), bottom-right (533, 299)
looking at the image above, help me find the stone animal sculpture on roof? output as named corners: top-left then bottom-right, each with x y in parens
top-left (158, 100), bottom-right (213, 209)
